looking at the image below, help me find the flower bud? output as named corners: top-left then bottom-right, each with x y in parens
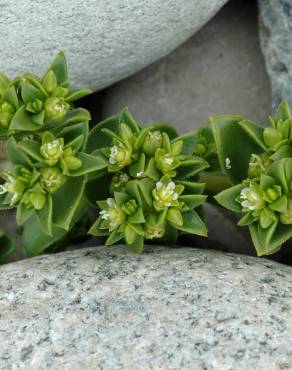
top-left (42, 70), bottom-right (57, 94)
top-left (109, 143), bottom-right (132, 169)
top-left (1, 102), bottom-right (14, 114)
top-left (45, 97), bottom-right (69, 121)
top-left (194, 143), bottom-right (207, 157)
top-left (62, 155), bottom-right (82, 171)
top-left (122, 199), bottom-right (138, 216)
top-left (142, 130), bottom-right (163, 156)
top-left (156, 153), bottom-right (177, 174)
top-left (144, 213), bottom-right (165, 239)
top-left (264, 186), bottom-right (281, 202)
top-left (40, 167), bottom-right (65, 193)
top-left (0, 112), bottom-right (13, 127)
top-left (40, 139), bottom-right (64, 166)
top-left (100, 198), bottom-right (126, 231)
top-left (240, 185), bottom-right (264, 211)
top-left (263, 127), bottom-right (282, 147)
top-left (248, 153), bottom-right (272, 179)
top-left (109, 173), bottom-right (129, 194)
top-left (26, 99), bottom-right (44, 114)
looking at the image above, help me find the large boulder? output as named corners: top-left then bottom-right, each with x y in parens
top-left (0, 0), bottom-right (228, 91)
top-left (1, 245), bottom-right (292, 369)
top-left (102, 0), bottom-right (271, 132)
top-left (259, 0), bottom-right (292, 109)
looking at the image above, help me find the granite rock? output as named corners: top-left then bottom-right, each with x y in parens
top-left (259, 0), bottom-right (292, 109)
top-left (0, 0), bottom-right (227, 92)
top-left (1, 245), bottom-right (292, 369)
top-left (102, 0), bottom-right (272, 132)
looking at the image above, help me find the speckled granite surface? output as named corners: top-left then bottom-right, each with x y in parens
top-left (1, 246), bottom-right (292, 369)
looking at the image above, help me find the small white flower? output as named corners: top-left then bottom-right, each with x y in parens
top-left (225, 157), bottom-right (231, 169)
top-left (164, 157), bottom-right (174, 166)
top-left (136, 171), bottom-right (144, 178)
top-left (154, 181), bottom-right (179, 207)
top-left (100, 210), bottom-right (109, 220)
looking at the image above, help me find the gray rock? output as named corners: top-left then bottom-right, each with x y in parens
top-left (259, 0), bottom-right (292, 109)
top-left (102, 0), bottom-right (272, 132)
top-left (0, 0), bottom-right (228, 92)
top-left (1, 245), bottom-right (292, 369)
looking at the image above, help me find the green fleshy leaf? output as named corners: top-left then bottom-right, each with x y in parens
top-left (128, 234), bottom-right (144, 253)
top-left (176, 210), bottom-right (207, 236)
top-left (0, 229), bottom-right (16, 263)
top-left (210, 115), bottom-right (263, 184)
top-left (137, 177), bottom-right (155, 208)
top-left (238, 119), bottom-right (267, 151)
top-left (47, 51), bottom-right (68, 85)
top-left (10, 106), bottom-right (42, 131)
top-left (144, 157), bottom-right (160, 181)
top-left (258, 219), bottom-right (278, 249)
top-left (69, 152), bottom-right (108, 177)
top-left (64, 134), bottom-right (84, 152)
top-left (179, 194), bottom-right (207, 209)
top-left (65, 89), bottom-right (92, 103)
top-left (85, 174), bottom-right (112, 206)
top-left (269, 196), bottom-right (287, 213)
top-left (52, 175), bottom-right (86, 231)
top-left (114, 191), bottom-right (129, 208)
top-left (214, 183), bottom-right (244, 213)
top-left (21, 82), bottom-right (45, 104)
top-left (127, 208), bottom-right (145, 224)
top-left (267, 158), bottom-right (292, 193)
top-left (176, 180), bottom-right (205, 195)
top-left (129, 153), bottom-right (146, 178)
top-left (237, 211), bottom-right (255, 226)
top-left (176, 156), bottom-right (209, 179)
top-left (6, 137), bottom-right (33, 167)
top-left (57, 121), bottom-right (88, 149)
top-left (3, 86), bottom-right (19, 110)
top-left (86, 115), bottom-right (119, 152)
top-left (17, 140), bottom-right (42, 162)
top-left (277, 100), bottom-right (291, 121)
top-left (119, 107), bottom-right (140, 134)
top-left (16, 203), bottom-right (34, 225)
top-left (36, 194), bottom-right (53, 236)
top-left (125, 180), bottom-right (142, 206)
top-left (89, 218), bottom-right (110, 237)
top-left (172, 130), bottom-right (198, 155)
top-left (105, 230), bottom-right (123, 246)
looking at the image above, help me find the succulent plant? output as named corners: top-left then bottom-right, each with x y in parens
top-left (87, 108), bottom-right (209, 252)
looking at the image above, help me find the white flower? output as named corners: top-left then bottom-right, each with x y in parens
top-left (240, 186), bottom-right (263, 211)
top-left (225, 157), bottom-right (231, 169)
top-left (154, 181), bottom-right (179, 207)
top-left (136, 171), bottom-right (144, 178)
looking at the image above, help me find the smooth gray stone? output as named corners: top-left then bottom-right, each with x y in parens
top-left (1, 246), bottom-right (292, 369)
top-left (0, 0), bottom-right (227, 92)
top-left (102, 0), bottom-right (272, 132)
top-left (259, 0), bottom-right (292, 109)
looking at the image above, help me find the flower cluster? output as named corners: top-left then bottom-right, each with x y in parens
top-left (88, 108), bottom-right (209, 252)
top-left (0, 52), bottom-right (90, 137)
top-left (212, 101), bottom-right (292, 256)
top-left (0, 53), bottom-right (102, 257)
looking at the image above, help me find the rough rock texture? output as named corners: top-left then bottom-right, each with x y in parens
top-left (1, 246), bottom-right (292, 369)
top-left (102, 0), bottom-right (272, 132)
top-left (259, 0), bottom-right (292, 109)
top-left (0, 0), bottom-right (227, 92)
